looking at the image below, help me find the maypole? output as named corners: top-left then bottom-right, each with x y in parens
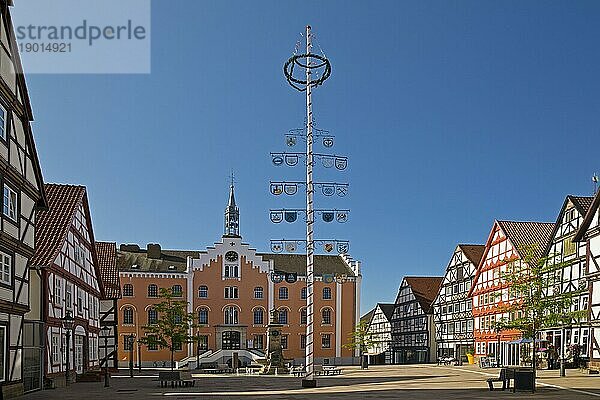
top-left (272, 25), bottom-right (346, 389)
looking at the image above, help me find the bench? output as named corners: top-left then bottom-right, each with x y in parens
top-left (486, 368), bottom-right (509, 391)
top-left (322, 365), bottom-right (342, 376)
top-left (159, 371), bottom-right (195, 388)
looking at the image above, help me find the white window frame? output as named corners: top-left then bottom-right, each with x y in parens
top-left (52, 333), bottom-right (60, 365)
top-left (2, 185), bottom-right (16, 222)
top-left (0, 253), bottom-right (10, 286)
top-left (65, 283), bottom-right (73, 310)
top-left (0, 104), bottom-right (6, 140)
top-left (54, 278), bottom-right (62, 305)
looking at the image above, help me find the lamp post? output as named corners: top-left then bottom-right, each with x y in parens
top-left (101, 325), bottom-right (110, 387)
top-left (61, 310), bottom-right (75, 386)
top-left (560, 326), bottom-right (570, 377)
top-left (128, 334), bottom-right (135, 378)
top-left (196, 331), bottom-right (200, 369)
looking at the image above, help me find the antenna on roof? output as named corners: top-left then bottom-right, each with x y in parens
top-left (593, 173), bottom-right (598, 195)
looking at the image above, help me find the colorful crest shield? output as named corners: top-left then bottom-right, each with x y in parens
top-left (323, 242), bottom-right (334, 253)
top-left (335, 157), bottom-right (348, 171)
top-left (285, 154), bottom-right (299, 166)
top-left (284, 211), bottom-right (298, 223)
top-left (336, 242), bottom-right (349, 254)
top-left (286, 135), bottom-right (297, 147)
top-left (271, 272), bottom-right (284, 283)
top-left (322, 156), bottom-right (334, 168)
top-left (285, 241), bottom-right (297, 253)
top-left (336, 185), bottom-right (348, 197)
top-left (336, 211), bottom-right (348, 223)
top-left (322, 185), bottom-right (335, 196)
top-left (285, 273), bottom-right (298, 283)
top-left (272, 155), bottom-right (284, 166)
top-left (335, 274), bottom-right (348, 284)
top-left (323, 137), bottom-right (334, 148)
top-left (271, 241), bottom-right (283, 253)
top-left (270, 211), bottom-right (283, 223)
top-left (284, 184), bottom-right (298, 196)
top-left (322, 212), bottom-right (334, 223)
top-left (270, 183), bottom-right (283, 196)
top-left (322, 274), bottom-right (334, 284)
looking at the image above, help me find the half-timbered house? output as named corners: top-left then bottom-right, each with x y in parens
top-left (468, 220), bottom-right (554, 366)
top-left (433, 244), bottom-right (484, 361)
top-left (95, 242), bottom-right (120, 371)
top-left (390, 277), bottom-right (443, 364)
top-left (31, 185), bottom-right (103, 386)
top-left (542, 196), bottom-right (593, 362)
top-left (0, 1), bottom-right (48, 396)
top-left (364, 303), bottom-right (394, 364)
top-left (574, 190), bottom-right (600, 371)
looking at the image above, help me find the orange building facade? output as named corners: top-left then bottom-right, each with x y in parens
top-left (469, 220), bottom-right (554, 366)
top-left (117, 185), bottom-right (361, 367)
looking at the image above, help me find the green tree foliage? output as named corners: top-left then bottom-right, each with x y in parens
top-left (492, 244), bottom-right (587, 389)
top-left (343, 319), bottom-right (375, 355)
top-left (137, 287), bottom-right (197, 370)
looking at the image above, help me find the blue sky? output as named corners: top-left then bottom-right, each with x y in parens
top-left (21, 0), bottom-right (600, 313)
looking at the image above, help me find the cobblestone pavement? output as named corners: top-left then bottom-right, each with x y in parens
top-left (20, 364), bottom-right (600, 399)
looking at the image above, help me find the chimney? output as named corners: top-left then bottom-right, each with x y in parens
top-left (147, 243), bottom-right (161, 259)
top-left (120, 244), bottom-right (140, 252)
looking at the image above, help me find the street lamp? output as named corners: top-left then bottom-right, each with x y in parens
top-left (560, 325), bottom-right (571, 377)
top-left (196, 330), bottom-right (200, 369)
top-left (101, 325), bottom-right (111, 387)
top-left (61, 310), bottom-right (75, 386)
top-left (128, 334), bottom-right (135, 377)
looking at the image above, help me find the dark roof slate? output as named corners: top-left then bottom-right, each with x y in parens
top-left (360, 308), bottom-right (375, 325)
top-left (95, 242), bottom-right (120, 299)
top-left (117, 247), bottom-right (201, 273)
top-left (258, 253), bottom-right (355, 277)
top-left (404, 277), bottom-right (444, 314)
top-left (497, 220), bottom-right (555, 265)
top-left (458, 244), bottom-right (485, 266)
top-left (574, 190), bottom-right (600, 242)
top-left (377, 303), bottom-right (396, 321)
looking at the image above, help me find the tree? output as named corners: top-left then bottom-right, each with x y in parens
top-left (137, 287), bottom-right (197, 370)
top-left (496, 244), bottom-right (586, 390)
top-left (343, 319), bottom-right (375, 369)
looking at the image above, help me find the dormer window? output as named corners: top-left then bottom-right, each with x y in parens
top-left (168, 265), bottom-right (176, 271)
top-left (131, 264), bottom-right (140, 270)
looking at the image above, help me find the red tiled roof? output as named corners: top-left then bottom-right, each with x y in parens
top-left (31, 184), bottom-right (86, 267)
top-left (96, 242), bottom-right (120, 299)
top-left (570, 195), bottom-right (594, 216)
top-left (404, 276), bottom-right (443, 314)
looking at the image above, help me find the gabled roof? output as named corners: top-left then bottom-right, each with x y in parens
top-left (31, 184), bottom-right (87, 267)
top-left (570, 195), bottom-right (594, 216)
top-left (377, 303), bottom-right (396, 321)
top-left (468, 220), bottom-right (554, 298)
top-left (31, 184), bottom-right (103, 296)
top-left (403, 276), bottom-right (443, 314)
top-left (545, 195), bottom-right (594, 253)
top-left (458, 244), bottom-right (485, 266)
top-left (574, 190), bottom-right (600, 243)
top-left (496, 220), bottom-right (555, 265)
top-left (360, 308), bottom-right (375, 325)
top-left (95, 242), bottom-right (120, 300)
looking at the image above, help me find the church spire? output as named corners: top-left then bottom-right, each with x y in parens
top-left (224, 173), bottom-right (240, 237)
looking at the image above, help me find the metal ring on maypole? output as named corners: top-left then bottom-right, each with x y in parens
top-left (284, 53), bottom-right (332, 92)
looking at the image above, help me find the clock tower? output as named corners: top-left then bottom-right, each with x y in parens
top-left (224, 178), bottom-right (240, 237)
